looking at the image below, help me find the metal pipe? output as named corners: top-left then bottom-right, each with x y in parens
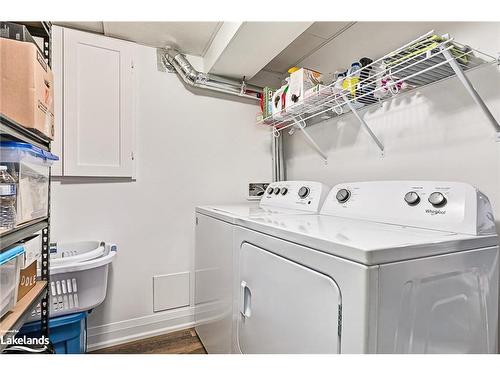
top-left (271, 133), bottom-right (285, 182)
top-left (162, 48), bottom-right (261, 101)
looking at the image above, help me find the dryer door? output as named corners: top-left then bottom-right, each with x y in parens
top-left (238, 243), bottom-right (341, 353)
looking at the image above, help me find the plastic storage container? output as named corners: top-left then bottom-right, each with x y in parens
top-left (0, 245), bottom-right (25, 318)
top-left (18, 312), bottom-right (87, 354)
top-left (29, 241), bottom-right (117, 320)
top-left (0, 141), bottom-right (58, 226)
top-left (0, 165), bottom-right (17, 230)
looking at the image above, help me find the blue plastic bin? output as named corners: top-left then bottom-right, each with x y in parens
top-left (18, 312), bottom-right (87, 354)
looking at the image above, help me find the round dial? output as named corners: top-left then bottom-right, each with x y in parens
top-left (281, 187), bottom-right (288, 195)
top-left (297, 186), bottom-right (310, 199)
top-left (428, 192), bottom-right (447, 207)
top-left (274, 187), bottom-right (281, 195)
top-left (336, 188), bottom-right (351, 203)
top-left (267, 187), bottom-right (274, 195)
top-left (404, 191), bottom-right (420, 206)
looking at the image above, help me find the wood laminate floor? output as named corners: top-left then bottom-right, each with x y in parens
top-left (92, 328), bottom-right (207, 354)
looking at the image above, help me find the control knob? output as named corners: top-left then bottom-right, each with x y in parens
top-left (267, 187), bottom-right (274, 195)
top-left (336, 188), bottom-right (351, 203)
top-left (298, 186), bottom-right (310, 199)
top-left (274, 187), bottom-right (281, 195)
top-left (404, 191), bottom-right (420, 206)
top-left (428, 192), bottom-right (447, 207)
top-left (281, 187), bottom-right (288, 195)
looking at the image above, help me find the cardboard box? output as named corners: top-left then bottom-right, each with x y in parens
top-left (271, 85), bottom-right (287, 120)
top-left (17, 260), bottom-right (37, 301)
top-left (20, 234), bottom-right (42, 268)
top-left (262, 87), bottom-right (276, 121)
top-left (0, 37), bottom-right (54, 139)
top-left (286, 68), bottom-right (323, 113)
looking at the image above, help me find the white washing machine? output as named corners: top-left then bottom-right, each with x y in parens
top-left (233, 181), bottom-right (499, 354)
top-left (194, 181), bottom-right (329, 353)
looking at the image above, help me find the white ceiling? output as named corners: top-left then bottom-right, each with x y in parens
top-left (208, 22), bottom-right (313, 80)
top-left (54, 21), bottom-right (223, 56)
top-left (53, 21), bottom-right (358, 68)
top-left (262, 22), bottom-right (355, 74)
top-left (248, 22), bottom-right (355, 87)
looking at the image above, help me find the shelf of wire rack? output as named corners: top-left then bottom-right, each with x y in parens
top-left (0, 281), bottom-right (48, 352)
top-left (0, 218), bottom-right (49, 252)
top-left (0, 114), bottom-right (51, 151)
top-left (259, 31), bottom-right (499, 138)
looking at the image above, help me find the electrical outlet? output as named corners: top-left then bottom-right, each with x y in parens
top-left (248, 183), bottom-right (270, 201)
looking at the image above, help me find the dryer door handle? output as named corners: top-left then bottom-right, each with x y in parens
top-left (240, 281), bottom-right (252, 319)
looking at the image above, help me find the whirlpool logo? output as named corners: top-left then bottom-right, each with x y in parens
top-left (425, 209), bottom-right (446, 215)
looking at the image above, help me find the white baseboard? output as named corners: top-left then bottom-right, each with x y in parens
top-left (87, 305), bottom-right (195, 351)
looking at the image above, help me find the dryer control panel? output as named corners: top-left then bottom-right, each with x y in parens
top-left (260, 181), bottom-right (330, 213)
top-left (321, 181), bottom-right (496, 235)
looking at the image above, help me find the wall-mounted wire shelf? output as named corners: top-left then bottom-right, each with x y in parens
top-left (258, 30), bottom-right (500, 161)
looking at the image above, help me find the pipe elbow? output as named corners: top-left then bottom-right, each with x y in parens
top-left (162, 47), bottom-right (260, 100)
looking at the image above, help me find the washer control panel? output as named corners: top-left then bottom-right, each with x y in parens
top-left (260, 181), bottom-right (330, 213)
top-left (321, 181), bottom-right (495, 235)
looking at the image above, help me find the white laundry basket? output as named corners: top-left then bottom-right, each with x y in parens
top-left (29, 241), bottom-right (117, 321)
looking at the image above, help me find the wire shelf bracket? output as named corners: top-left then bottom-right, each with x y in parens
top-left (440, 47), bottom-right (500, 140)
top-left (292, 117), bottom-right (329, 162)
top-left (341, 94), bottom-right (385, 155)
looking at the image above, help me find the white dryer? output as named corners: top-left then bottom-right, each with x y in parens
top-left (194, 181), bottom-right (329, 353)
top-left (233, 181), bottom-right (499, 354)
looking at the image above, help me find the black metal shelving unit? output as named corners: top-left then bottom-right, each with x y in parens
top-left (19, 21), bottom-right (52, 67)
top-left (0, 21), bottom-right (53, 353)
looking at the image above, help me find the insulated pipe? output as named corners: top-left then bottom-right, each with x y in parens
top-left (162, 47), bottom-right (262, 101)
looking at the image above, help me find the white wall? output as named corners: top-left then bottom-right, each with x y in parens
top-left (285, 22), bottom-right (500, 219)
top-left (50, 43), bottom-right (272, 349)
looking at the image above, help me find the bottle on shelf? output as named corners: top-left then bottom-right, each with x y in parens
top-left (342, 62), bottom-right (364, 109)
top-left (357, 57), bottom-right (376, 104)
top-left (0, 165), bottom-right (17, 230)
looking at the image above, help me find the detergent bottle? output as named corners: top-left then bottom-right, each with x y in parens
top-left (342, 62), bottom-right (364, 109)
top-left (342, 62), bottom-right (361, 97)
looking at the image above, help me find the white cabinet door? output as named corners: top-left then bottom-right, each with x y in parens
top-left (51, 25), bottom-right (64, 176)
top-left (63, 28), bottom-right (134, 177)
top-left (238, 243), bottom-right (341, 354)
